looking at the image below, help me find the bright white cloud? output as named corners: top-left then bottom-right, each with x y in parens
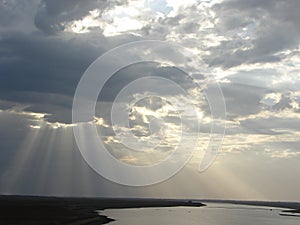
top-left (64, 9), bottom-right (103, 33)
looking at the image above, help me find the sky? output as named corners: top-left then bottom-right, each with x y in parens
top-left (0, 0), bottom-right (300, 201)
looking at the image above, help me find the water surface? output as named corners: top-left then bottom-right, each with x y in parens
top-left (99, 203), bottom-right (299, 225)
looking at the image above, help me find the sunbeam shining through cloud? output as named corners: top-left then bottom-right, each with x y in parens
top-left (0, 0), bottom-right (299, 202)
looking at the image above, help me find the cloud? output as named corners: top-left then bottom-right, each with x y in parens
top-left (0, 31), bottom-right (107, 123)
top-left (207, 0), bottom-right (300, 68)
top-left (0, 29), bottom-right (143, 124)
top-left (0, 0), bottom-right (300, 198)
top-left (0, 0), bottom-right (39, 30)
top-left (34, 0), bottom-right (104, 34)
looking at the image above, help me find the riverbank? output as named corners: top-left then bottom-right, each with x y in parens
top-left (0, 195), bottom-right (204, 225)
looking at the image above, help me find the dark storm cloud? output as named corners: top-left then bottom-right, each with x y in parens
top-left (0, 30), bottom-right (147, 123)
top-left (0, 0), bottom-right (148, 124)
top-left (0, 0), bottom-right (297, 124)
top-left (0, 31), bottom-right (102, 93)
top-left (220, 68), bottom-right (300, 121)
top-left (221, 82), bottom-right (265, 119)
top-left (34, 0), bottom-right (127, 34)
top-left (0, 92), bottom-right (73, 123)
top-left (34, 0), bottom-right (101, 34)
top-left (98, 62), bottom-right (197, 102)
top-left (208, 0), bottom-right (300, 68)
top-left (0, 31), bottom-right (108, 123)
top-left (199, 69), bottom-right (276, 120)
top-left (0, 31), bottom-right (143, 123)
top-left (0, 0), bottom-right (38, 27)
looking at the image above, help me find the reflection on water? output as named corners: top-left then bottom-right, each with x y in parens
top-left (99, 203), bottom-right (299, 225)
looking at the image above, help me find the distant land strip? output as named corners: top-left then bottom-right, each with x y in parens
top-left (0, 195), bottom-right (205, 225)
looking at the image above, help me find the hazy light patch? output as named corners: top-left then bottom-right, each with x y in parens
top-left (209, 60), bottom-right (294, 84)
top-left (0, 106), bottom-right (84, 193)
top-left (269, 54), bottom-right (300, 86)
top-left (218, 129), bottom-right (300, 159)
top-left (237, 108), bottom-right (300, 121)
top-left (203, 34), bottom-right (229, 47)
top-left (104, 136), bottom-right (120, 144)
top-left (103, 18), bottom-right (144, 36)
top-left (0, 107), bottom-right (76, 130)
top-left (0, 107), bottom-right (48, 129)
top-left (38, 128), bottom-right (77, 193)
top-left (7, 108), bottom-right (48, 119)
top-left (29, 125), bottom-right (41, 129)
top-left (132, 106), bottom-right (160, 119)
top-left (101, 1), bottom-right (149, 36)
top-left (271, 72), bottom-right (297, 85)
top-left (95, 94), bottom-right (205, 166)
top-left (290, 92), bottom-right (300, 110)
top-left (260, 93), bottom-right (282, 107)
top-left (145, 0), bottom-right (172, 15)
top-left (4, 125), bottom-right (58, 186)
top-left (209, 67), bottom-right (236, 81)
top-left (104, 88), bottom-right (212, 166)
top-left (3, 127), bottom-right (41, 191)
top-left (101, 133), bottom-right (177, 166)
top-left (119, 155), bottom-right (140, 164)
top-left (46, 122), bottom-right (75, 129)
top-left (166, 0), bottom-right (199, 17)
top-left (64, 9), bottom-right (102, 33)
top-left (265, 148), bottom-right (300, 158)
top-left (93, 116), bottom-right (110, 128)
top-left (184, 153), bottom-right (267, 199)
top-left (222, 134), bottom-right (263, 152)
top-left (211, 161), bottom-right (266, 199)
top-left (3, 122), bottom-right (80, 194)
top-left (187, 134), bottom-right (210, 165)
top-left (291, 101), bottom-right (300, 110)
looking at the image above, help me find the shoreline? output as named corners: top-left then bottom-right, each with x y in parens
top-left (0, 195), bottom-right (204, 225)
top-left (0, 195), bottom-right (299, 224)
